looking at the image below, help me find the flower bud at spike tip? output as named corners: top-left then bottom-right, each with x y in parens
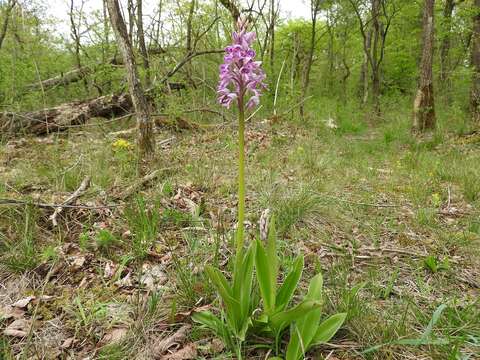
top-left (217, 17), bottom-right (267, 110)
top-left (259, 209), bottom-right (270, 242)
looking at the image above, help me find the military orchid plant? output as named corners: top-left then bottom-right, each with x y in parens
top-left (193, 19), bottom-right (346, 360)
top-left (193, 18), bottom-right (266, 359)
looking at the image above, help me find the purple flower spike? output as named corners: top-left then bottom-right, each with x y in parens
top-left (217, 18), bottom-right (266, 110)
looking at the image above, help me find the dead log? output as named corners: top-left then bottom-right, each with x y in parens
top-left (25, 66), bottom-right (91, 92)
top-left (0, 93), bottom-right (132, 135)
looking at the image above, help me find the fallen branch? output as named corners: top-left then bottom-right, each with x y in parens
top-left (114, 168), bottom-right (170, 200)
top-left (24, 66), bottom-right (91, 92)
top-left (49, 176), bottom-right (91, 226)
top-left (0, 199), bottom-right (117, 209)
top-left (0, 93), bottom-right (132, 135)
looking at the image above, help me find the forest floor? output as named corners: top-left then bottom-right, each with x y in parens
top-left (0, 109), bottom-right (479, 360)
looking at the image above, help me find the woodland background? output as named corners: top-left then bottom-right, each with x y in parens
top-left (0, 0), bottom-right (479, 359)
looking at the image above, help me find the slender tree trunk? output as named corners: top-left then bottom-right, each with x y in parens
top-left (470, 0), bottom-right (480, 123)
top-left (269, 0), bottom-right (276, 71)
top-left (219, 0), bottom-right (240, 23)
top-left (106, 0), bottom-right (155, 159)
top-left (136, 0), bottom-right (150, 87)
top-left (371, 0), bottom-right (382, 115)
top-left (69, 0), bottom-right (87, 91)
top-left (185, 0), bottom-right (195, 85)
top-left (413, 0), bottom-right (436, 132)
top-left (127, 0), bottom-right (135, 45)
top-left (300, 0), bottom-right (319, 117)
top-left (0, 0), bottom-right (16, 51)
top-left (359, 29), bottom-right (372, 105)
top-left (440, 0), bottom-right (455, 98)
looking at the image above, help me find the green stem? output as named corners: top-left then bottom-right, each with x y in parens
top-left (236, 97), bottom-right (246, 257)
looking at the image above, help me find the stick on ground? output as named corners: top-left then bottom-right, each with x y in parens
top-left (49, 176), bottom-right (91, 226)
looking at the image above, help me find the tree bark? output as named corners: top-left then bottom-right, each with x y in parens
top-left (470, 0), bottom-right (480, 123)
top-left (371, 0), bottom-right (382, 115)
top-left (439, 0), bottom-right (457, 99)
top-left (413, 0), bottom-right (436, 132)
top-left (106, 0), bottom-right (155, 158)
top-left (0, 0), bottom-right (16, 51)
top-left (269, 0), bottom-right (276, 71)
top-left (136, 0), bottom-right (151, 87)
top-left (359, 29), bottom-right (372, 105)
top-left (219, 0), bottom-right (240, 23)
top-left (300, 0), bottom-right (320, 117)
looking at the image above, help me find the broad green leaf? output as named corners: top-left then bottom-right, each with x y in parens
top-left (239, 243), bottom-right (255, 325)
top-left (285, 273), bottom-right (325, 360)
top-left (311, 313), bottom-right (347, 345)
top-left (192, 311), bottom-right (235, 350)
top-left (276, 255), bottom-right (304, 312)
top-left (270, 300), bottom-right (322, 334)
top-left (266, 215), bottom-right (278, 285)
top-left (191, 311), bottom-right (223, 333)
top-left (255, 239), bottom-right (276, 314)
top-left (205, 266), bottom-right (239, 313)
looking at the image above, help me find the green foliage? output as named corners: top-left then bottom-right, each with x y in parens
top-left (125, 196), bottom-right (159, 260)
top-left (254, 218), bottom-right (346, 357)
top-left (0, 205), bottom-right (39, 272)
top-left (95, 229), bottom-right (119, 252)
top-left (193, 241), bottom-right (256, 358)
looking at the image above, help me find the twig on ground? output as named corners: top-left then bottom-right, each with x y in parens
top-left (114, 168), bottom-right (170, 200)
top-left (0, 199), bottom-right (117, 209)
top-left (49, 176), bottom-right (91, 226)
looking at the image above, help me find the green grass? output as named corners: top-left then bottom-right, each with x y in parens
top-left (0, 101), bottom-right (479, 359)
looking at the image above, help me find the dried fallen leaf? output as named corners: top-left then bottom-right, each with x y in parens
top-left (160, 343), bottom-right (197, 360)
top-left (61, 337), bottom-right (75, 349)
top-left (3, 318), bottom-right (30, 338)
top-left (104, 261), bottom-right (118, 279)
top-left (12, 296), bottom-right (36, 308)
top-left (154, 325), bottom-right (191, 355)
top-left (0, 305), bottom-right (25, 320)
top-left (210, 338), bottom-right (225, 354)
top-left (140, 263), bottom-right (167, 291)
top-left (97, 327), bottom-right (128, 347)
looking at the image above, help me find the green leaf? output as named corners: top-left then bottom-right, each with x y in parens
top-left (266, 215), bottom-right (278, 285)
top-left (255, 239), bottom-right (276, 314)
top-left (192, 311), bottom-right (235, 350)
top-left (192, 311), bottom-right (223, 334)
top-left (311, 313), bottom-right (347, 345)
top-left (276, 255), bottom-right (304, 312)
top-left (205, 266), bottom-right (239, 312)
top-left (421, 303), bottom-right (447, 340)
top-left (285, 274), bottom-right (325, 360)
top-left (361, 304), bottom-right (448, 354)
top-left (238, 243), bottom-right (255, 328)
top-left (270, 300), bottom-right (322, 334)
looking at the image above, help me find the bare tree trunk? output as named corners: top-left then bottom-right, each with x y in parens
top-left (359, 29), bottom-right (372, 105)
top-left (219, 0), bottom-right (240, 23)
top-left (127, 0), bottom-right (135, 45)
top-left (185, 0), bottom-right (195, 85)
top-left (440, 0), bottom-right (455, 98)
top-left (470, 0), bottom-right (480, 123)
top-left (136, 0), bottom-right (151, 87)
top-left (371, 0), bottom-right (382, 115)
top-left (69, 0), bottom-right (87, 91)
top-left (0, 0), bottom-right (16, 51)
top-left (106, 0), bottom-right (155, 158)
top-left (300, 0), bottom-right (320, 117)
top-left (269, 0), bottom-right (276, 71)
top-left (413, 0), bottom-right (436, 132)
